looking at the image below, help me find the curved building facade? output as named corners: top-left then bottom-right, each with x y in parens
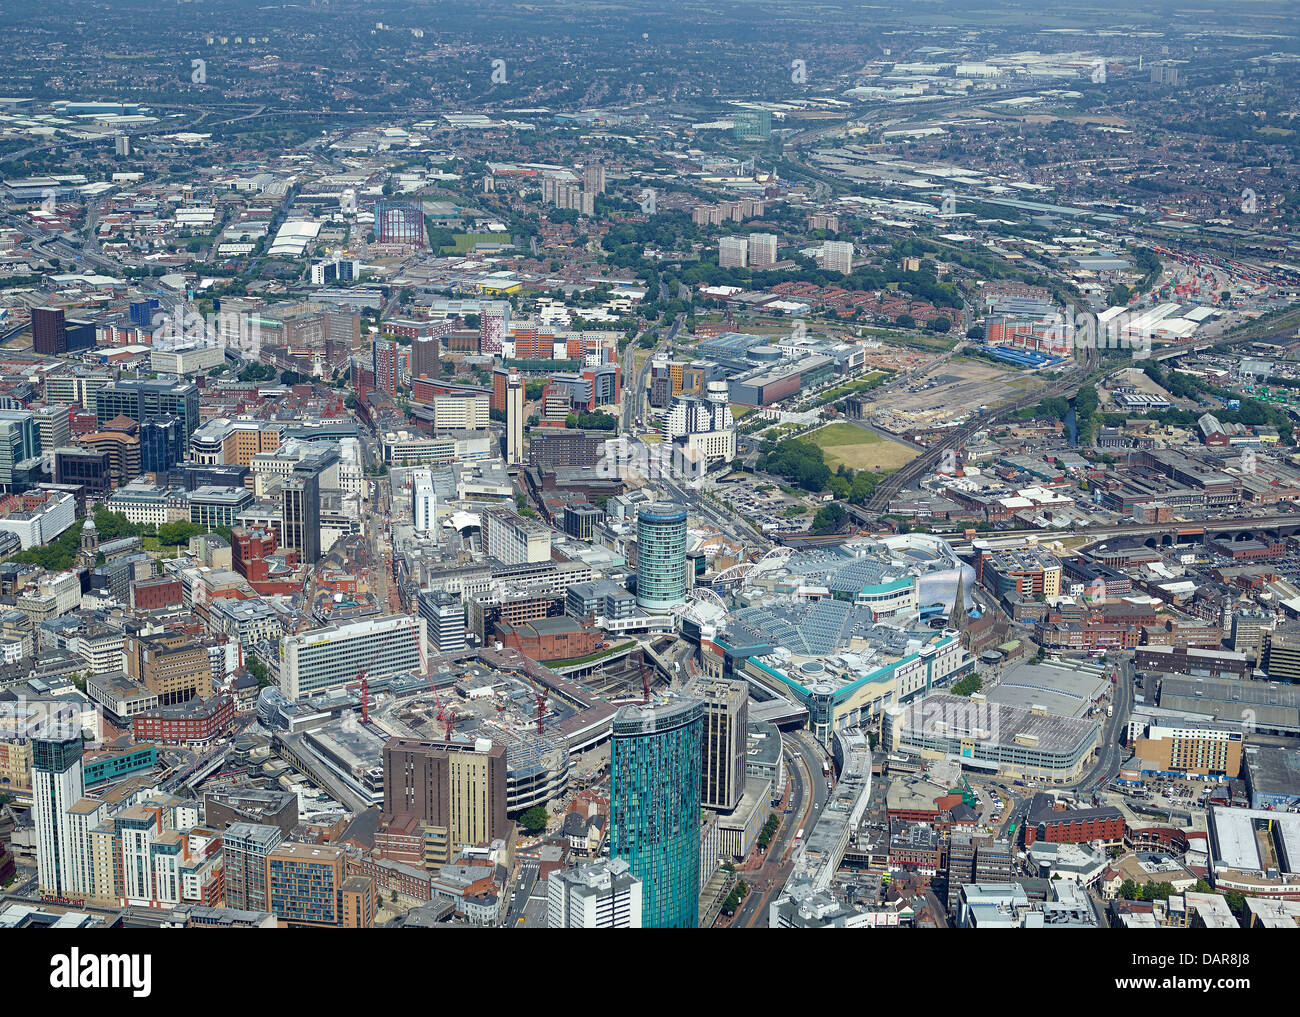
top-left (610, 698), bottom-right (703, 928)
top-left (636, 502), bottom-right (687, 613)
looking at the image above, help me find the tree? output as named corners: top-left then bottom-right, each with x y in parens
top-left (519, 805), bottom-right (548, 834)
top-left (811, 502), bottom-right (846, 533)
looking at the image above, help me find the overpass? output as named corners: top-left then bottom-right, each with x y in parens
top-left (927, 513), bottom-right (1300, 554)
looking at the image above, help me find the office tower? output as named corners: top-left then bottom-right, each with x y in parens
top-left (480, 308), bottom-right (509, 356)
top-left (412, 469), bottom-right (436, 532)
top-left (33, 307), bottom-right (68, 355)
top-left (115, 134), bottom-right (130, 157)
top-left (636, 502), bottom-right (688, 613)
top-left (483, 507), bottom-right (551, 565)
top-left (129, 298), bottom-right (159, 326)
top-left (417, 590), bottom-right (467, 653)
top-left (610, 698), bottom-right (704, 928)
top-left (33, 405), bottom-right (71, 462)
top-left (223, 822), bottom-right (282, 911)
top-left (748, 233), bottom-right (778, 269)
top-left (548, 858), bottom-right (642, 928)
top-left (139, 416), bottom-right (182, 472)
top-left (382, 737), bottom-right (508, 867)
top-left (718, 236), bottom-right (747, 269)
top-left (582, 163), bottom-right (606, 195)
top-left (33, 724), bottom-right (86, 898)
top-left (280, 615), bottom-right (427, 699)
top-left (282, 469), bottom-right (321, 565)
top-left (733, 109), bottom-right (771, 142)
top-left (265, 842), bottom-right (349, 927)
top-left (373, 339), bottom-right (403, 395)
top-left (700, 679), bottom-right (749, 811)
top-left (94, 378), bottom-right (200, 453)
top-left (506, 371), bottom-right (524, 465)
top-left (945, 833), bottom-right (1014, 915)
top-left (563, 502), bottom-right (605, 541)
top-left (410, 333), bottom-right (440, 379)
top-left (124, 631), bottom-right (210, 706)
top-left (823, 240), bottom-right (854, 274)
top-left (0, 410), bottom-right (39, 491)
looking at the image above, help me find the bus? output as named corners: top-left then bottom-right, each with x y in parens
top-left (795, 828), bottom-right (805, 841)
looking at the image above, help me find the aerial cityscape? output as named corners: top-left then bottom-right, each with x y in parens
top-left (0, 0), bottom-right (1298, 952)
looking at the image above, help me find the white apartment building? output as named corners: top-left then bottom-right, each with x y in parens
top-left (719, 235), bottom-right (747, 269)
top-left (823, 240), bottom-right (854, 274)
top-left (547, 858), bottom-right (643, 928)
top-left (748, 233), bottom-right (778, 269)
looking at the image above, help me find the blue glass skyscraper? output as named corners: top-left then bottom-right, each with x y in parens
top-left (610, 697), bottom-right (703, 928)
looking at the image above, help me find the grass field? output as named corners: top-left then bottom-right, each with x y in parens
top-left (807, 422), bottom-right (919, 472)
top-left (441, 232), bottom-right (511, 253)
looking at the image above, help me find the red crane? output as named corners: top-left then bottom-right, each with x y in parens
top-left (344, 670), bottom-right (370, 725)
top-left (535, 692), bottom-right (546, 735)
top-left (639, 654), bottom-right (651, 705)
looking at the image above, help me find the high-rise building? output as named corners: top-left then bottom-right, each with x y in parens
top-left (417, 590), bottom-right (466, 653)
top-left (280, 615), bottom-right (428, 699)
top-left (700, 679), bottom-right (749, 811)
top-left (412, 469), bottom-right (436, 532)
top-left (33, 406), bottom-right (72, 462)
top-left (548, 857), bottom-right (642, 928)
top-left (718, 236), bottom-right (748, 269)
top-left (381, 737), bottom-right (509, 868)
top-left (32, 307), bottom-right (95, 356)
top-left (483, 507), bottom-right (551, 566)
top-left (373, 339), bottom-right (403, 395)
top-left (94, 378), bottom-right (199, 461)
top-left (223, 822), bottom-right (282, 911)
top-left (636, 502), bottom-right (688, 613)
top-left (265, 842), bottom-right (351, 927)
top-left (822, 240), bottom-right (854, 274)
top-left (33, 724), bottom-right (86, 898)
top-left (506, 371), bottom-right (524, 465)
top-left (124, 631), bottom-right (210, 706)
top-left (732, 109), bottom-right (772, 142)
top-left (0, 410), bottom-right (39, 491)
top-left (480, 308), bottom-right (509, 356)
top-left (748, 233), bottom-right (778, 269)
top-left (282, 469), bottom-right (321, 565)
top-left (582, 163), bottom-right (606, 195)
top-left (610, 698), bottom-right (704, 928)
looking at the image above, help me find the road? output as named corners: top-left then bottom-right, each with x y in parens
top-left (621, 311), bottom-right (680, 432)
top-left (1073, 655), bottom-right (1134, 794)
top-left (504, 858), bottom-right (540, 926)
top-left (731, 731), bottom-right (829, 927)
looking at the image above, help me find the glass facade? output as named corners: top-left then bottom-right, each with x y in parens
top-left (636, 502), bottom-right (687, 613)
top-left (610, 698), bottom-right (703, 928)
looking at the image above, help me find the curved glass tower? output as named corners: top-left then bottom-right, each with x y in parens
top-left (610, 698), bottom-right (703, 928)
top-left (636, 502), bottom-right (687, 613)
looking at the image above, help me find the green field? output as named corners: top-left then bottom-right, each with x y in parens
top-left (807, 422), bottom-right (919, 472)
top-left (441, 232), bottom-right (511, 253)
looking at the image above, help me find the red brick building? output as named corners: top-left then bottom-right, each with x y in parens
top-left (132, 695), bottom-right (235, 746)
top-left (494, 617), bottom-right (602, 663)
top-left (1023, 795), bottom-right (1126, 847)
top-left (231, 526), bottom-right (301, 594)
top-left (132, 574), bottom-right (184, 611)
